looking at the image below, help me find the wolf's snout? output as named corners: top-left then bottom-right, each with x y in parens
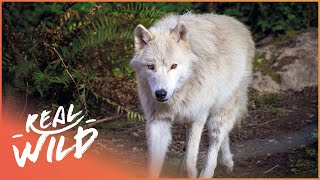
top-left (155, 89), bottom-right (167, 101)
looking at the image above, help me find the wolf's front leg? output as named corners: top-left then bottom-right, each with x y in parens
top-left (183, 122), bottom-right (205, 178)
top-left (146, 120), bottom-right (172, 178)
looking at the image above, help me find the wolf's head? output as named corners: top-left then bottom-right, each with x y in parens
top-left (130, 21), bottom-right (197, 102)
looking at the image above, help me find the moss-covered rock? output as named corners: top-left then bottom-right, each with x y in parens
top-left (252, 28), bottom-right (317, 92)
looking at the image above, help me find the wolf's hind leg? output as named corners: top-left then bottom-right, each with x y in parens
top-left (200, 91), bottom-right (243, 177)
top-left (199, 113), bottom-right (236, 177)
top-left (219, 135), bottom-right (234, 172)
top-left (146, 120), bottom-right (172, 178)
top-left (199, 122), bottom-right (225, 178)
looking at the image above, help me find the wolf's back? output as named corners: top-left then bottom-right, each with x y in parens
top-left (151, 13), bottom-right (255, 65)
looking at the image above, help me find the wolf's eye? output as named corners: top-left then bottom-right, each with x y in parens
top-left (170, 64), bottom-right (178, 69)
top-left (147, 64), bottom-right (155, 70)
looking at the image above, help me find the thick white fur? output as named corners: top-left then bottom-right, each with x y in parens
top-left (130, 13), bottom-right (255, 178)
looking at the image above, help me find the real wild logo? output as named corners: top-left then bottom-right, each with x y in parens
top-left (11, 104), bottom-right (98, 167)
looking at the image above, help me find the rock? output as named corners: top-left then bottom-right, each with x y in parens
top-left (132, 147), bottom-right (138, 151)
top-left (306, 119), bottom-right (313, 123)
top-left (268, 139), bottom-right (278, 144)
top-left (252, 71), bottom-right (281, 92)
top-left (307, 113), bottom-right (315, 118)
top-left (132, 132), bottom-right (139, 137)
top-left (256, 160), bottom-right (261, 164)
top-left (300, 144), bottom-right (306, 148)
top-left (253, 28), bottom-right (318, 92)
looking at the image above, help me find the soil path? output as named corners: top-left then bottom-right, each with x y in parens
top-left (92, 87), bottom-right (318, 178)
top-left (3, 84), bottom-right (318, 178)
top-left (233, 124), bottom-right (317, 159)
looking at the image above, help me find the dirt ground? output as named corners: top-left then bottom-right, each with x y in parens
top-left (90, 86), bottom-right (318, 178)
top-left (3, 84), bottom-right (318, 178)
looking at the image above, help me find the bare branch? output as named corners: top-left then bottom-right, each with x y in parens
top-left (243, 119), bottom-right (278, 128)
top-left (83, 115), bottom-right (123, 129)
top-left (44, 42), bottom-right (88, 117)
top-left (263, 164), bottom-right (279, 173)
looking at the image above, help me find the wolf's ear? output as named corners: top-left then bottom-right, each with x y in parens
top-left (171, 21), bottom-right (189, 43)
top-left (134, 24), bottom-right (152, 53)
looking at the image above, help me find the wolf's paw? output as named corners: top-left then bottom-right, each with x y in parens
top-left (186, 168), bottom-right (197, 178)
top-left (178, 160), bottom-right (187, 177)
top-left (223, 161), bottom-right (234, 174)
top-left (178, 159), bottom-right (198, 178)
top-left (220, 158), bottom-right (234, 173)
top-left (225, 165), bottom-right (233, 173)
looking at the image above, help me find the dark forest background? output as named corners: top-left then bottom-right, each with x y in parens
top-left (3, 2), bottom-right (317, 121)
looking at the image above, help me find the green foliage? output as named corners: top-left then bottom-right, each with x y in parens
top-left (253, 54), bottom-right (281, 84)
top-left (3, 2), bottom-right (317, 122)
top-left (254, 93), bottom-right (285, 108)
top-left (3, 2), bottom-right (164, 121)
top-left (145, 2), bottom-right (193, 13)
top-left (311, 130), bottom-right (318, 141)
top-left (250, 91), bottom-right (288, 116)
top-left (200, 3), bottom-right (317, 40)
top-left (290, 147), bottom-right (318, 177)
top-left (306, 148), bottom-right (317, 158)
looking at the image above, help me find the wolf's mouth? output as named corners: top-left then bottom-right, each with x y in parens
top-left (156, 98), bottom-right (169, 102)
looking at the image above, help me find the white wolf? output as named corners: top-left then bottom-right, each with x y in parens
top-left (130, 13), bottom-right (255, 178)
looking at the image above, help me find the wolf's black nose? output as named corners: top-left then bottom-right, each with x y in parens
top-left (155, 89), bottom-right (167, 100)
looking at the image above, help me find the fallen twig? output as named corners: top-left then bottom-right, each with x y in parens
top-left (263, 164), bottom-right (279, 173)
top-left (243, 119), bottom-right (278, 128)
top-left (83, 115), bottom-right (123, 129)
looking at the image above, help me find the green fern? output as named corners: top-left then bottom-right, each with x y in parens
top-left (66, 3), bottom-right (165, 58)
top-left (89, 86), bottom-right (144, 122)
top-left (4, 2), bottom-right (165, 122)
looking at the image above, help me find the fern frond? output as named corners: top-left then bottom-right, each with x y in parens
top-left (88, 86), bottom-right (144, 122)
top-left (67, 3), bottom-right (165, 58)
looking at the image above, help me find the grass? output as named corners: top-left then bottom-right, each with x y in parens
top-left (290, 148), bottom-right (318, 177)
top-left (249, 91), bottom-right (289, 116)
top-left (250, 91), bottom-right (285, 107)
top-left (311, 130), bottom-right (318, 141)
top-left (264, 106), bottom-right (289, 116)
top-left (252, 53), bottom-right (281, 84)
